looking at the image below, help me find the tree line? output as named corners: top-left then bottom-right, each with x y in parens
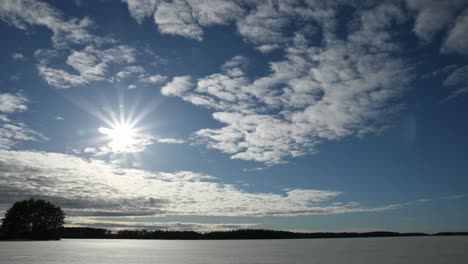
top-left (1, 199), bottom-right (467, 240)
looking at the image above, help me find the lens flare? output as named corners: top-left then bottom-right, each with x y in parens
top-left (99, 122), bottom-right (138, 152)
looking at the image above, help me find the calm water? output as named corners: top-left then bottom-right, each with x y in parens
top-left (1, 236), bottom-right (467, 263)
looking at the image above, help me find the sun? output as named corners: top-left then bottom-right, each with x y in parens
top-left (99, 122), bottom-right (138, 152)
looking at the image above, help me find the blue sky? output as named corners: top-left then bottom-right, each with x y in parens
top-left (0, 0), bottom-right (467, 233)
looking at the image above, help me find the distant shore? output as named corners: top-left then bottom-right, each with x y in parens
top-left (59, 228), bottom-right (468, 240)
top-left (2, 228), bottom-right (467, 241)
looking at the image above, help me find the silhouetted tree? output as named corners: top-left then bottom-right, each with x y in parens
top-left (1, 198), bottom-right (65, 240)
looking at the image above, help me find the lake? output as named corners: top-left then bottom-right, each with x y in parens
top-left (1, 236), bottom-right (467, 263)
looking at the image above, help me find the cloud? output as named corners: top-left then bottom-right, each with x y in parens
top-left (11, 52), bottom-right (25, 60)
top-left (0, 93), bottom-right (28, 113)
top-left (138, 74), bottom-right (167, 84)
top-left (406, 0), bottom-right (463, 42)
top-left (0, 149), bottom-right (401, 217)
top-left (37, 45), bottom-right (137, 88)
top-left (441, 65), bottom-right (468, 101)
top-left (115, 66), bottom-right (145, 80)
top-left (157, 138), bottom-right (185, 144)
top-left (1, 0), bottom-right (153, 89)
top-left (56, 116), bottom-right (64, 120)
top-left (406, 0), bottom-right (468, 55)
top-left (446, 193), bottom-right (468, 200)
top-left (163, 2), bottom-right (413, 164)
top-left (442, 8), bottom-right (468, 55)
top-left (0, 93), bottom-right (47, 149)
top-left (124, 0), bottom-right (244, 41)
top-left (236, 1), bottom-right (294, 52)
top-left (0, 0), bottom-right (113, 48)
top-left (66, 217), bottom-right (258, 232)
top-left (154, 0), bottom-right (204, 41)
top-left (123, 0), bottom-right (159, 24)
top-left (161, 76), bottom-right (194, 97)
top-left (187, 0), bottom-right (245, 26)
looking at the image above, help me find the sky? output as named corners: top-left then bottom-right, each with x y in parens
top-left (0, 0), bottom-right (467, 233)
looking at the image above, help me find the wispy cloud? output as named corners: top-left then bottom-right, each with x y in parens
top-left (11, 52), bottom-right (25, 60)
top-left (441, 65), bottom-right (468, 101)
top-left (66, 217), bottom-right (258, 232)
top-left (0, 93), bottom-right (47, 149)
top-left (446, 193), bottom-right (468, 200)
top-left (157, 138), bottom-right (185, 144)
top-left (0, 149), bottom-right (401, 217)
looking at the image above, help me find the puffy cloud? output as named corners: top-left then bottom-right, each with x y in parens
top-left (0, 0), bottom-right (113, 48)
top-left (37, 45), bottom-right (137, 88)
top-left (124, 0), bottom-right (244, 41)
top-left (0, 93), bottom-right (28, 113)
top-left (186, 0), bottom-right (245, 26)
top-left (0, 93), bottom-right (47, 149)
top-left (154, 0), bottom-right (204, 41)
top-left (161, 76), bottom-right (194, 97)
top-left (0, 149), bottom-right (400, 217)
top-left (165, 3), bottom-right (413, 164)
top-left (236, 0), bottom-right (295, 51)
top-left (122, 0), bottom-right (159, 23)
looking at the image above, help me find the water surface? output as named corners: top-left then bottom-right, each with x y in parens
top-left (1, 236), bottom-right (467, 263)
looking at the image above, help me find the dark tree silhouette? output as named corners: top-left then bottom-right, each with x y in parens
top-left (1, 198), bottom-right (65, 240)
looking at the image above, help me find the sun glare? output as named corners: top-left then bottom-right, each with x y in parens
top-left (99, 123), bottom-right (138, 152)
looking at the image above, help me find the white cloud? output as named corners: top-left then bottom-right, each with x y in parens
top-left (125, 0), bottom-right (244, 41)
top-left (66, 218), bottom-right (258, 232)
top-left (115, 66), bottom-right (145, 80)
top-left (122, 0), bottom-right (295, 49)
top-left (56, 116), bottom-right (64, 120)
top-left (37, 45), bottom-right (137, 88)
top-left (157, 138), bottom-right (185, 144)
top-left (0, 93), bottom-right (47, 149)
top-left (128, 84), bottom-right (137, 90)
top-left (0, 93), bottom-right (28, 113)
top-left (11, 52), bottom-right (25, 60)
top-left (154, 0), bottom-right (203, 41)
top-left (0, 149), bottom-right (401, 217)
top-left (186, 0), bottom-right (244, 26)
top-left (138, 74), bottom-right (167, 84)
top-left (122, 0), bottom-right (159, 23)
top-left (236, 1), bottom-right (294, 50)
top-left (0, 0), bottom-right (113, 48)
top-left (164, 3), bottom-right (413, 164)
top-left (161, 76), bottom-right (194, 97)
